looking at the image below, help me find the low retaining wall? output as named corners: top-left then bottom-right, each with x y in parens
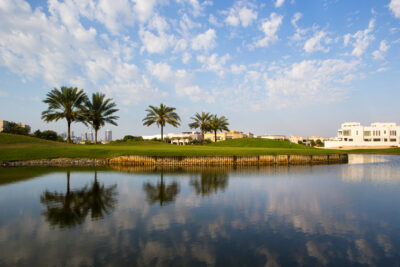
top-left (2, 154), bottom-right (348, 167)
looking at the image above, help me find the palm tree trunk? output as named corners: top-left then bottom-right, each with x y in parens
top-left (161, 126), bottom-right (164, 142)
top-left (95, 129), bottom-right (98, 143)
top-left (67, 120), bottom-right (71, 143)
top-left (67, 171), bottom-right (70, 195)
top-left (214, 130), bottom-right (217, 142)
top-left (201, 130), bottom-right (204, 145)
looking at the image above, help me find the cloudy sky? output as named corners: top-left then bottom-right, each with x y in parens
top-left (0, 0), bottom-right (400, 138)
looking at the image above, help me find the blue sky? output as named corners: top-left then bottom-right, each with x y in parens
top-left (1, 0), bottom-right (400, 139)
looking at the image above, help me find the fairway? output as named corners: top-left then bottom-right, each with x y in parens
top-left (0, 133), bottom-right (351, 162)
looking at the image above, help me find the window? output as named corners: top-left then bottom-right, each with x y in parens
top-left (364, 139), bottom-right (371, 142)
top-left (384, 139), bottom-right (388, 142)
top-left (384, 130), bottom-right (386, 135)
top-left (390, 139), bottom-right (397, 142)
top-left (364, 131), bottom-right (371, 136)
top-left (373, 138), bottom-right (381, 142)
top-left (390, 130), bottom-right (397, 136)
top-left (343, 130), bottom-right (351, 136)
top-left (349, 139), bottom-right (353, 141)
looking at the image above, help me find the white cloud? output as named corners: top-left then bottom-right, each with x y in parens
top-left (176, 85), bottom-right (215, 103)
top-left (148, 13), bottom-right (169, 33)
top-left (264, 59), bottom-right (360, 108)
top-left (197, 53), bottom-right (231, 76)
top-left (179, 13), bottom-right (201, 34)
top-left (304, 31), bottom-right (329, 53)
top-left (139, 28), bottom-right (175, 54)
top-left (290, 12), bottom-right (307, 41)
top-left (191, 29), bottom-right (217, 51)
top-left (225, 2), bottom-right (258, 27)
top-left (275, 0), bottom-right (285, 8)
top-left (133, 0), bottom-right (157, 23)
top-left (182, 52), bottom-right (191, 64)
top-left (146, 61), bottom-right (214, 103)
top-left (254, 13), bottom-right (283, 47)
top-left (344, 19), bottom-right (375, 57)
top-left (389, 0), bottom-right (400, 18)
top-left (175, 0), bottom-right (212, 17)
top-left (0, 0), bottom-right (159, 105)
top-left (231, 64), bottom-right (247, 74)
top-left (372, 40), bottom-right (390, 60)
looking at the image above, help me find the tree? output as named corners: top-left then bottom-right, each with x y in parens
top-left (190, 170), bottom-right (229, 197)
top-left (209, 115), bottom-right (229, 142)
top-left (2, 122), bottom-right (30, 135)
top-left (142, 104), bottom-right (181, 141)
top-left (188, 112), bottom-right (212, 144)
top-left (81, 93), bottom-right (119, 143)
top-left (34, 130), bottom-right (63, 141)
top-left (41, 87), bottom-right (87, 143)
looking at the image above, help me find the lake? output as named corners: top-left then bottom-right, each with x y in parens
top-left (1, 155), bottom-right (400, 266)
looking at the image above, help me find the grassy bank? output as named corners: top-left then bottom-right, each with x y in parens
top-left (0, 133), bottom-right (347, 162)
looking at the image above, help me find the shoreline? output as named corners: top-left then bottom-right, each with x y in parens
top-left (1, 154), bottom-right (348, 167)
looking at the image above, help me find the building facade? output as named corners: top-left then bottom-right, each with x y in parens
top-left (204, 130), bottom-right (254, 142)
top-left (325, 122), bottom-right (400, 148)
top-left (105, 129), bottom-right (112, 142)
top-left (0, 120), bottom-right (9, 132)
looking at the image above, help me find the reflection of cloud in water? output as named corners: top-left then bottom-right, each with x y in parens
top-left (1, 165), bottom-right (400, 266)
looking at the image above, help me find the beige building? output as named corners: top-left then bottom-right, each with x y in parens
top-left (0, 120), bottom-right (9, 132)
top-left (204, 130), bottom-right (254, 142)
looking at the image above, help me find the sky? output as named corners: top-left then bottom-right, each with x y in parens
top-left (0, 0), bottom-right (400, 139)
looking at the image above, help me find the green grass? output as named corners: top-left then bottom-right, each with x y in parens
top-left (343, 148), bottom-right (400, 155)
top-left (0, 133), bottom-right (346, 162)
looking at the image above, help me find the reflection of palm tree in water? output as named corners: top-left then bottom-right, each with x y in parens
top-left (190, 170), bottom-right (229, 197)
top-left (40, 171), bottom-right (117, 228)
top-left (143, 170), bottom-right (179, 206)
top-left (86, 171), bottom-right (117, 220)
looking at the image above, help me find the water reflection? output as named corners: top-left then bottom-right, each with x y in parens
top-left (40, 171), bottom-right (118, 228)
top-left (190, 169), bottom-right (229, 197)
top-left (143, 170), bottom-right (180, 206)
top-left (1, 156), bottom-right (400, 266)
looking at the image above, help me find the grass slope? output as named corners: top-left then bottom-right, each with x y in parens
top-left (207, 138), bottom-right (313, 149)
top-left (0, 133), bottom-right (344, 162)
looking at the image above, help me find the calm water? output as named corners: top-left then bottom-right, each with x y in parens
top-left (1, 155), bottom-right (400, 266)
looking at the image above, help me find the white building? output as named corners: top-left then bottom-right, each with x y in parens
top-left (325, 122), bottom-right (400, 148)
top-left (105, 129), bottom-right (112, 142)
top-left (0, 120), bottom-right (9, 132)
top-left (261, 135), bottom-right (286, 140)
top-left (143, 132), bottom-right (202, 144)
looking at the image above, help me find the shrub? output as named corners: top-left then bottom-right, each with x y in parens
top-left (3, 122), bottom-right (30, 135)
top-left (34, 130), bottom-right (63, 142)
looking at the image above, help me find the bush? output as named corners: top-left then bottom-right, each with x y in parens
top-left (315, 139), bottom-right (324, 147)
top-left (3, 122), bottom-right (30, 135)
top-left (34, 130), bottom-right (63, 142)
top-left (123, 135), bottom-right (144, 142)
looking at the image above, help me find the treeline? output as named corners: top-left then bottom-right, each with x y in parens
top-left (1, 121), bottom-right (63, 142)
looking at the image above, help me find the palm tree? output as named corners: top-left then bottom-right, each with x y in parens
top-left (189, 112), bottom-right (212, 144)
top-left (81, 93), bottom-right (119, 143)
top-left (142, 104), bottom-right (181, 141)
top-left (42, 86), bottom-right (87, 143)
top-left (209, 115), bottom-right (229, 142)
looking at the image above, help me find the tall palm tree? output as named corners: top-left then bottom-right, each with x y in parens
top-left (209, 115), bottom-right (229, 142)
top-left (42, 86), bottom-right (87, 143)
top-left (81, 93), bottom-right (119, 143)
top-left (189, 112), bottom-right (212, 144)
top-left (142, 104), bottom-right (181, 141)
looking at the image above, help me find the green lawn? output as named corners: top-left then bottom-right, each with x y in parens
top-left (0, 133), bottom-right (347, 162)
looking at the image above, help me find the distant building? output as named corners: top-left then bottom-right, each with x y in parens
top-left (105, 129), bottom-right (112, 142)
top-left (261, 135), bottom-right (286, 140)
top-left (325, 122), bottom-right (400, 148)
top-left (143, 132), bottom-right (202, 144)
top-left (204, 130), bottom-right (254, 142)
top-left (0, 120), bottom-right (9, 132)
top-left (81, 132), bottom-right (88, 141)
top-left (60, 132), bottom-right (67, 140)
